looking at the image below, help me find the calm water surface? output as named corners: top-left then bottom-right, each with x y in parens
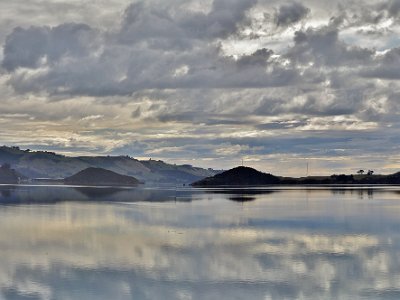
top-left (1, 185), bottom-right (400, 299)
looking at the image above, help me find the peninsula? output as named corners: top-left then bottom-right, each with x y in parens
top-left (191, 166), bottom-right (400, 186)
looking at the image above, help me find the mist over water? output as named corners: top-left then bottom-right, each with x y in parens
top-left (1, 185), bottom-right (400, 299)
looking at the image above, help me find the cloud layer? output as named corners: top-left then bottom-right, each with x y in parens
top-left (1, 0), bottom-right (400, 174)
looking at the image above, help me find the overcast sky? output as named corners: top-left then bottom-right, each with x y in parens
top-left (0, 0), bottom-right (400, 175)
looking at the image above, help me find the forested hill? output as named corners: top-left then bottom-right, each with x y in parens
top-left (0, 146), bottom-right (219, 184)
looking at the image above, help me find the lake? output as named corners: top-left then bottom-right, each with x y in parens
top-left (1, 185), bottom-right (400, 299)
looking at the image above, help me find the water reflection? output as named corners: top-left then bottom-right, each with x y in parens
top-left (0, 185), bottom-right (201, 204)
top-left (330, 188), bottom-right (375, 199)
top-left (228, 195), bottom-right (257, 202)
top-left (1, 185), bottom-right (400, 299)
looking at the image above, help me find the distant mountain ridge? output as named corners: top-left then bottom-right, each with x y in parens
top-left (0, 146), bottom-right (220, 184)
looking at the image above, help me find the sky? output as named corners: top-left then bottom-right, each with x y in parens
top-left (0, 0), bottom-right (400, 176)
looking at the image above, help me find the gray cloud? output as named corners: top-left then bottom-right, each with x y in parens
top-left (361, 47), bottom-right (400, 79)
top-left (331, 0), bottom-right (400, 31)
top-left (1, 0), bottom-right (302, 96)
top-left (2, 26), bottom-right (49, 71)
top-left (119, 0), bottom-right (257, 44)
top-left (236, 48), bottom-right (274, 66)
top-left (387, 0), bottom-right (400, 17)
top-left (3, 41), bottom-right (297, 96)
top-left (288, 25), bottom-right (375, 66)
top-left (274, 2), bottom-right (310, 27)
top-left (2, 23), bottom-right (99, 72)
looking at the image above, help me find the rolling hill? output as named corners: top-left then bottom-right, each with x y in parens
top-left (192, 166), bottom-right (280, 186)
top-left (64, 167), bottom-right (141, 186)
top-left (0, 146), bottom-right (219, 184)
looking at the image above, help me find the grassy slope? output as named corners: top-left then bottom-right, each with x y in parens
top-left (0, 146), bottom-right (219, 184)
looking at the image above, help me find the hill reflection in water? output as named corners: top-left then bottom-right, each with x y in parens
top-left (0, 185), bottom-right (390, 204)
top-left (1, 185), bottom-right (400, 299)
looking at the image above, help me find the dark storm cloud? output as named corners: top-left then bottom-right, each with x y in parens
top-left (274, 2), bottom-right (310, 27)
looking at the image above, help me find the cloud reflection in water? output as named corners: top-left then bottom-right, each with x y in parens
top-left (0, 186), bottom-right (400, 299)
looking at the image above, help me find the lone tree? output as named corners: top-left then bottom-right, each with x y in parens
top-left (357, 169), bottom-right (365, 175)
top-left (367, 170), bottom-right (374, 176)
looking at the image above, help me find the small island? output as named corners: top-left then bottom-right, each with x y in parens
top-left (191, 166), bottom-right (400, 186)
top-left (63, 167), bottom-right (142, 186)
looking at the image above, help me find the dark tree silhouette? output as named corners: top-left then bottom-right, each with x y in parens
top-left (357, 169), bottom-right (365, 175)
